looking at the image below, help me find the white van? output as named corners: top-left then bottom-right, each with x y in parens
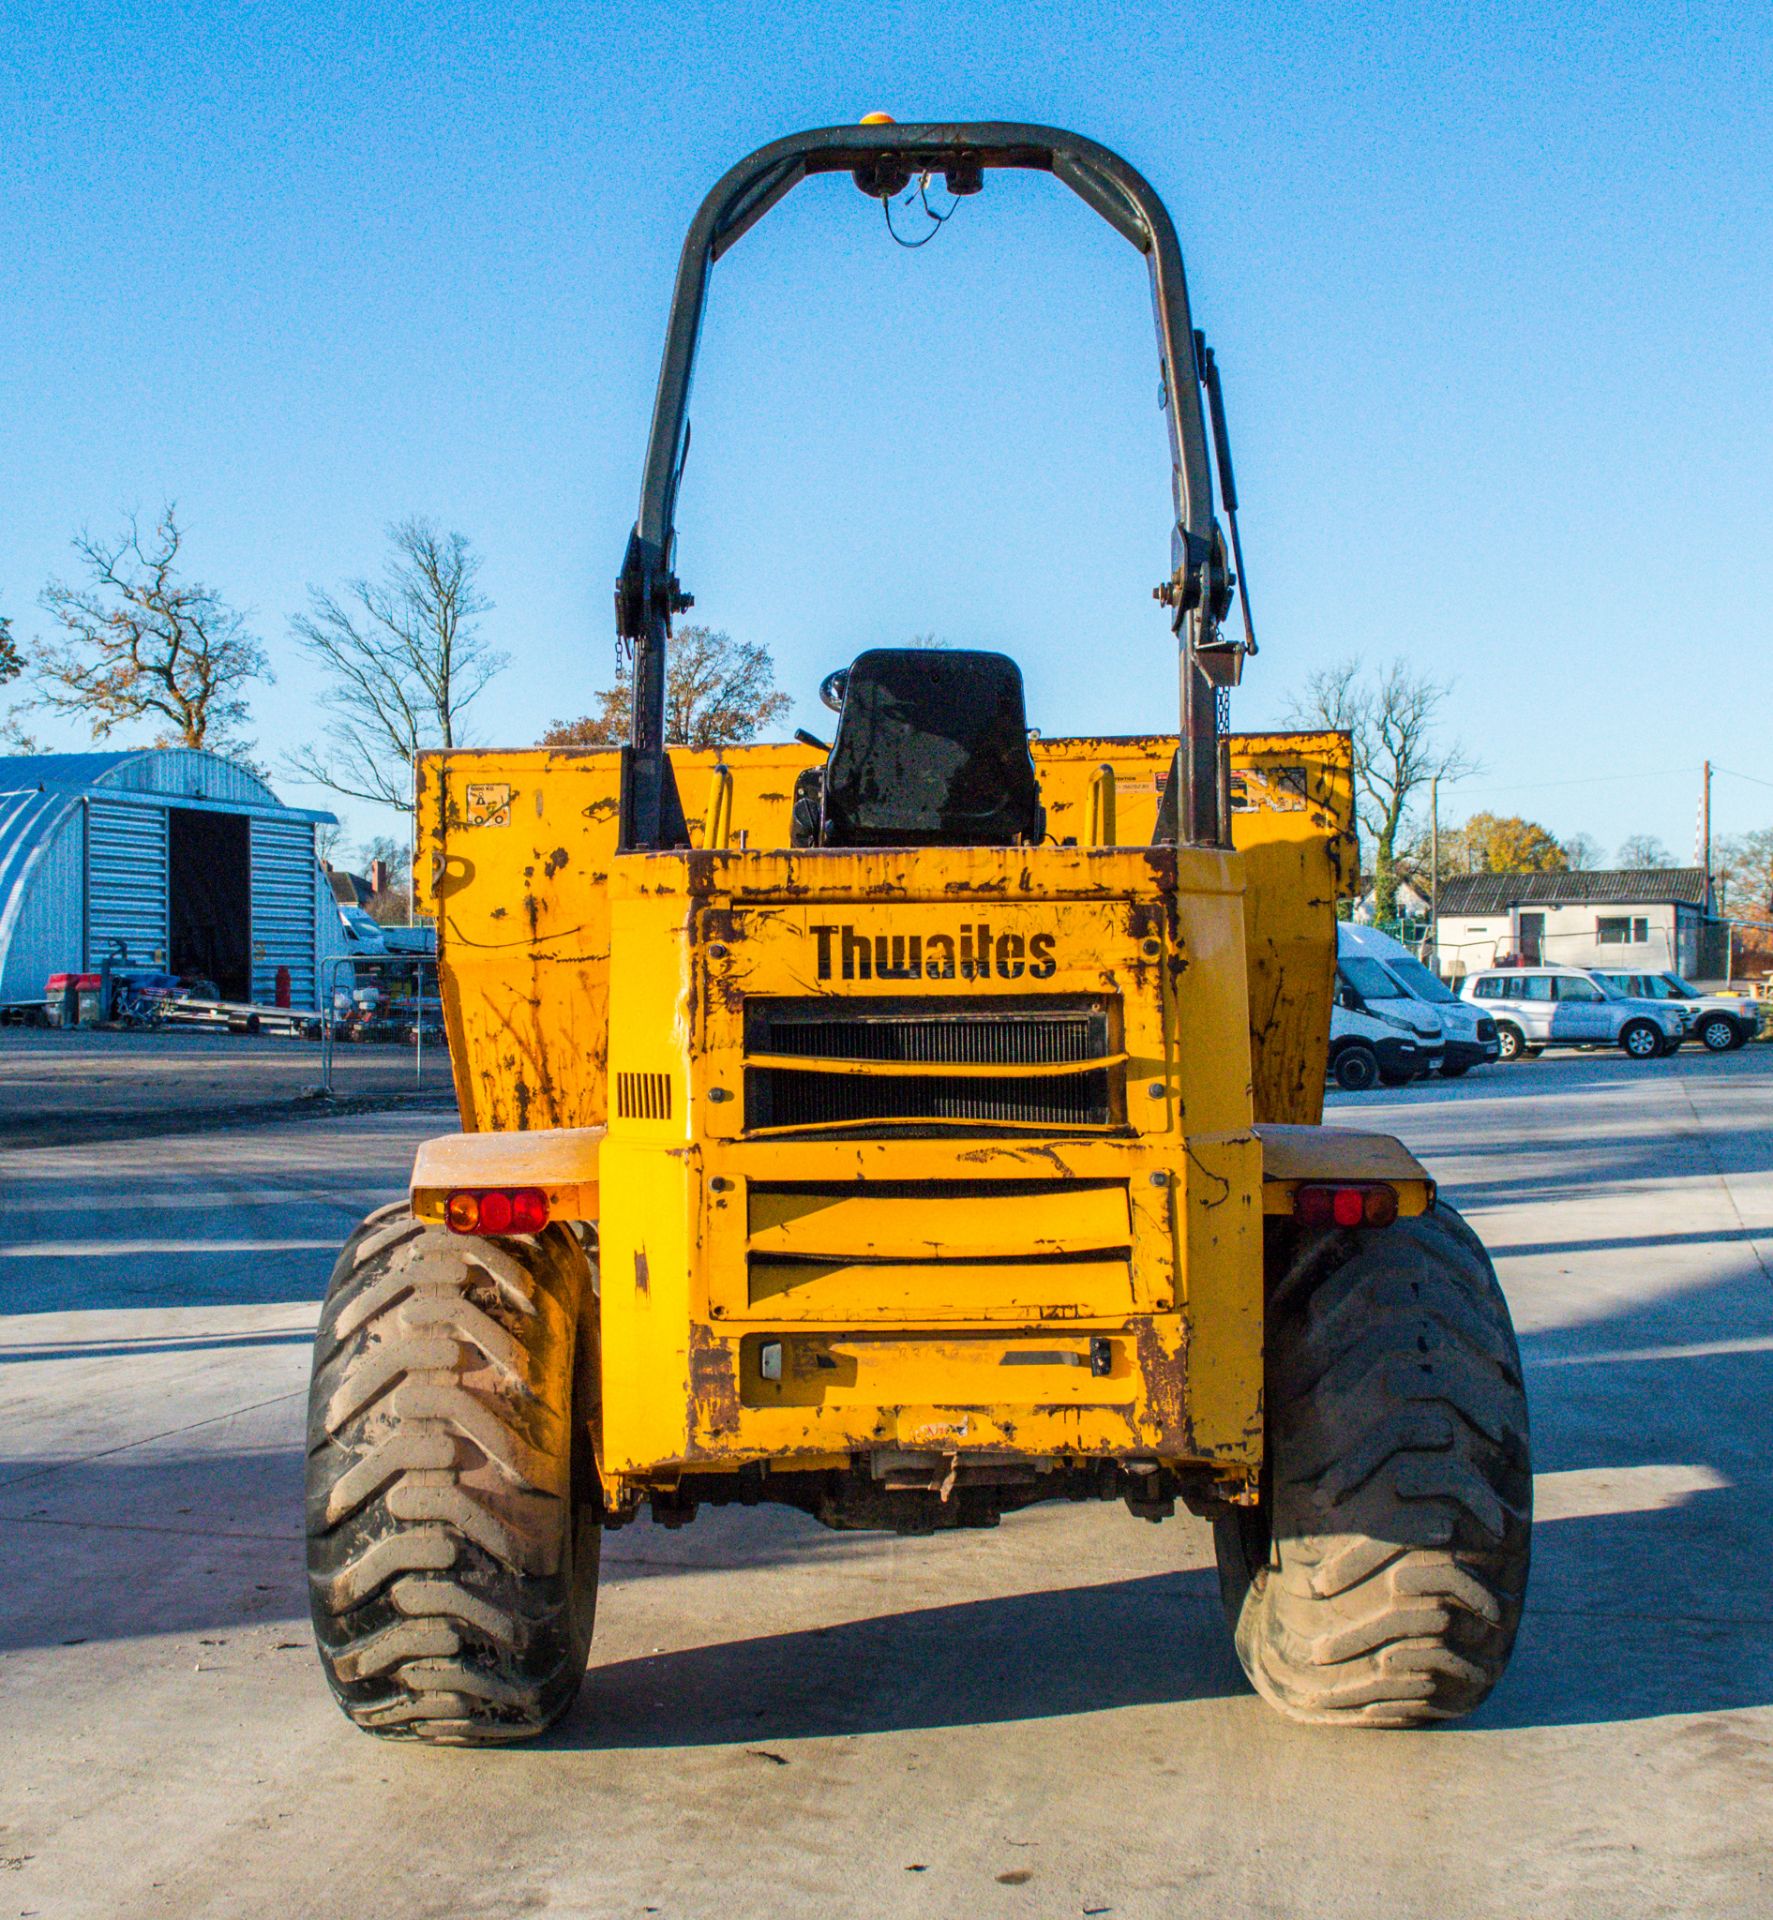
top-left (1340, 924), bottom-right (1500, 1078)
top-left (1328, 997), bottom-right (1440, 1091)
top-left (1330, 926), bottom-right (1448, 1089)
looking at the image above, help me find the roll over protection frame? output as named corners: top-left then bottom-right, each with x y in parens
top-left (615, 121), bottom-right (1239, 851)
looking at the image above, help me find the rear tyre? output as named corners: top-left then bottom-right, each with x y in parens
top-left (1620, 1019), bottom-right (1662, 1060)
top-left (1494, 1022), bottom-right (1528, 1063)
top-left (305, 1204), bottom-right (600, 1744)
top-left (1214, 1204), bottom-right (1531, 1726)
top-left (1333, 1044), bottom-right (1380, 1092)
top-left (1698, 1014), bottom-right (1737, 1053)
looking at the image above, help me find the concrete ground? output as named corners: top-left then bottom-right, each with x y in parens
top-left (1, 1051), bottom-right (1770, 1919)
top-left (0, 1028), bottom-right (452, 1148)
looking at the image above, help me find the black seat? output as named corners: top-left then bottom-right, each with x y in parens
top-left (814, 649), bottom-right (1044, 848)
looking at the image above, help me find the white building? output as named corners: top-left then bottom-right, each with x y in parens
top-left (1432, 869), bottom-right (1723, 983)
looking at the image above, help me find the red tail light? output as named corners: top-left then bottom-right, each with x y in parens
top-left (1294, 1182), bottom-right (1399, 1230)
top-left (444, 1188), bottom-right (549, 1236)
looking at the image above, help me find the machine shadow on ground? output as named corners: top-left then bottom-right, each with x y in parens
top-left (556, 1568), bottom-right (1241, 1747)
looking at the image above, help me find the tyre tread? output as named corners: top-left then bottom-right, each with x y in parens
top-left (1216, 1204), bottom-right (1531, 1726)
top-left (305, 1207), bottom-right (597, 1744)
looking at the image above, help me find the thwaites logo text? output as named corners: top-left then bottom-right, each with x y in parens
top-left (811, 922), bottom-right (1057, 983)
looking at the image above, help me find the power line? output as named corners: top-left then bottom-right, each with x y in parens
top-left (1714, 765), bottom-right (1773, 794)
top-left (1444, 767), bottom-right (1694, 798)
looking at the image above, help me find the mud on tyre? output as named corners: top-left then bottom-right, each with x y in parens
top-left (305, 1203), bottom-right (600, 1743)
top-left (1214, 1202), bottom-right (1531, 1726)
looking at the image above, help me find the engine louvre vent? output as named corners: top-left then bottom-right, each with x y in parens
top-left (616, 1070), bottom-right (673, 1120)
top-left (743, 996), bottom-right (1119, 1134)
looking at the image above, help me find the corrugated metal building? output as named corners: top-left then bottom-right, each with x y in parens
top-left (0, 749), bottom-right (345, 1012)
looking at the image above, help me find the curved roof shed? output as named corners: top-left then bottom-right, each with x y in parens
top-left (0, 749), bottom-right (341, 1011)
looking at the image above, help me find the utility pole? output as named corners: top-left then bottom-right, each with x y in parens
top-left (1429, 774), bottom-right (1440, 971)
top-left (1700, 759), bottom-right (1712, 908)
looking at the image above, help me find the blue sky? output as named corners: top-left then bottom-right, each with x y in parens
top-left (3, 1), bottom-right (1769, 859)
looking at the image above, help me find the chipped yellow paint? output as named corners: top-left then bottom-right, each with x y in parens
top-left (409, 727), bottom-right (1364, 1509)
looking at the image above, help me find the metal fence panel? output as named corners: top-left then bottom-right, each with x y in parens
top-left (320, 954), bottom-right (454, 1098)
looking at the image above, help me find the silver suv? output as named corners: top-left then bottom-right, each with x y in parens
top-left (1590, 970), bottom-right (1760, 1053)
top-left (1459, 965), bottom-right (1685, 1061)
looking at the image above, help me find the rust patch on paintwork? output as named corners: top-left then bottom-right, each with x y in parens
top-left (544, 846), bottom-right (570, 877)
top-left (1184, 1143), bottom-right (1232, 1208)
top-left (633, 1247), bottom-right (650, 1295)
top-left (479, 993), bottom-right (570, 1130)
top-left (1132, 1318), bottom-right (1194, 1455)
top-left (952, 1144), bottom-right (1074, 1174)
top-left (687, 1322), bottom-right (741, 1439)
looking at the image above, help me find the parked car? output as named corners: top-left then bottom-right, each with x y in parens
top-left (1458, 966), bottom-right (1685, 1060)
top-left (1588, 970), bottom-right (1759, 1052)
top-left (1341, 924), bottom-right (1499, 1077)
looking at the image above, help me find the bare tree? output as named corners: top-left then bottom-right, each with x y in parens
top-left (0, 605), bottom-right (35, 751)
top-left (33, 507), bottom-right (268, 752)
top-left (289, 518), bottom-right (505, 811)
top-left (0, 609), bottom-right (20, 687)
top-left (542, 626), bottom-right (791, 750)
top-left (1716, 828), bottom-right (1773, 917)
top-left (1616, 833), bottom-right (1676, 869)
top-left (357, 832), bottom-right (414, 924)
top-left (1560, 831), bottom-right (1603, 871)
top-left (1285, 657), bottom-right (1475, 921)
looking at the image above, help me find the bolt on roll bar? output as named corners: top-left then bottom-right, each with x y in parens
top-left (615, 121), bottom-right (1248, 851)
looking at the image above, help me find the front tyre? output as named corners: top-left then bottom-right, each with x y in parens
top-left (1698, 1014), bottom-right (1738, 1053)
top-left (305, 1205), bottom-right (600, 1744)
top-left (1334, 1044), bottom-right (1380, 1092)
top-left (1494, 1022), bottom-right (1528, 1063)
top-left (1214, 1204), bottom-right (1531, 1726)
top-left (1620, 1019), bottom-right (1663, 1060)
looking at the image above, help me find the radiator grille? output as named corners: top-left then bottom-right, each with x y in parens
top-left (616, 1070), bottom-right (673, 1120)
top-left (767, 1012), bottom-right (1099, 1066)
top-left (745, 997), bottom-right (1117, 1132)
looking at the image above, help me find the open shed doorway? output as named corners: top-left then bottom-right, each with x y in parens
top-left (168, 808), bottom-right (251, 1000)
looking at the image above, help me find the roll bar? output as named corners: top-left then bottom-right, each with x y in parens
top-left (615, 121), bottom-right (1244, 850)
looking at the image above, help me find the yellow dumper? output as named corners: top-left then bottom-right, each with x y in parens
top-left (304, 121), bottom-right (1530, 1743)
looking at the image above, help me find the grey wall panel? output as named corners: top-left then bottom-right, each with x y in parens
top-left (250, 816), bottom-right (319, 1007)
top-left (86, 800), bottom-right (168, 968)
